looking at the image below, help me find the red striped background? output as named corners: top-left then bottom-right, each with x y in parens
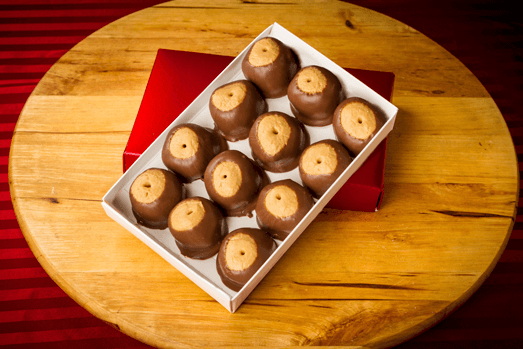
top-left (1, 1), bottom-right (522, 348)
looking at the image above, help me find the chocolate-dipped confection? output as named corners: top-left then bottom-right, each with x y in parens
top-left (333, 97), bottom-right (385, 156)
top-left (256, 179), bottom-right (315, 241)
top-left (241, 37), bottom-right (299, 99)
top-left (162, 123), bottom-right (228, 182)
top-left (287, 65), bottom-right (344, 126)
top-left (249, 112), bottom-right (309, 173)
top-left (299, 140), bottom-right (352, 198)
top-left (209, 80), bottom-right (268, 142)
top-left (216, 228), bottom-right (276, 292)
top-left (168, 197), bottom-right (227, 259)
top-left (129, 168), bottom-right (184, 229)
top-left (204, 150), bottom-right (269, 217)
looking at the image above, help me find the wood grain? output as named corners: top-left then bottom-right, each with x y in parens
top-left (9, 1), bottom-right (517, 348)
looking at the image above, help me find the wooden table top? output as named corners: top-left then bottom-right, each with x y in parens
top-left (9, 1), bottom-right (518, 348)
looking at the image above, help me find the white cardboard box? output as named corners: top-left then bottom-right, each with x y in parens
top-left (102, 23), bottom-right (398, 313)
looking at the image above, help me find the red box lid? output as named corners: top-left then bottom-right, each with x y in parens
top-left (124, 49), bottom-right (394, 211)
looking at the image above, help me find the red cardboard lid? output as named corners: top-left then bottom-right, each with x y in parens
top-left (124, 49), bottom-right (234, 169)
top-left (123, 49), bottom-right (395, 211)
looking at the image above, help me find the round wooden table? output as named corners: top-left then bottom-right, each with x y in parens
top-left (9, 1), bottom-right (518, 348)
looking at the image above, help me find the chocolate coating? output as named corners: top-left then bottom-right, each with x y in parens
top-left (168, 197), bottom-right (227, 259)
top-left (162, 123), bottom-right (228, 182)
top-left (299, 140), bottom-right (352, 199)
top-left (216, 228), bottom-right (276, 292)
top-left (129, 168), bottom-right (184, 230)
top-left (249, 112), bottom-right (309, 173)
top-left (241, 37), bottom-right (299, 98)
top-left (256, 179), bottom-right (315, 241)
top-left (204, 150), bottom-right (269, 217)
top-left (209, 80), bottom-right (268, 142)
top-left (333, 97), bottom-right (385, 156)
top-left (287, 65), bottom-right (345, 126)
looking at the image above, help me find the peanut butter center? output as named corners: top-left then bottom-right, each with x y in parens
top-left (212, 161), bottom-right (242, 198)
top-left (130, 169), bottom-right (165, 204)
top-left (301, 143), bottom-right (338, 175)
top-left (169, 199), bottom-right (205, 231)
top-left (340, 102), bottom-right (377, 140)
top-left (169, 127), bottom-right (199, 159)
top-left (264, 185), bottom-right (298, 218)
top-left (225, 233), bottom-right (258, 271)
top-left (256, 114), bottom-right (291, 156)
top-left (296, 67), bottom-right (327, 94)
top-left (211, 82), bottom-right (247, 112)
top-left (248, 37), bottom-right (279, 67)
